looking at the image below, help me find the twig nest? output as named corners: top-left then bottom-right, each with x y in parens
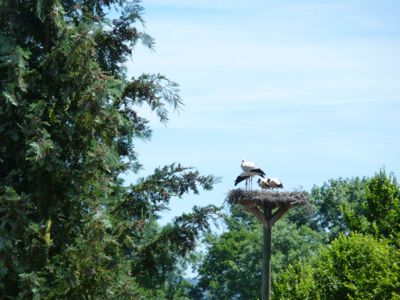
top-left (228, 189), bottom-right (309, 208)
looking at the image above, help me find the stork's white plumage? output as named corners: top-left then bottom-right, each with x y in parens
top-left (257, 177), bottom-right (283, 190)
top-left (241, 160), bottom-right (256, 171)
top-left (241, 160), bottom-right (266, 176)
top-left (235, 160), bottom-right (266, 190)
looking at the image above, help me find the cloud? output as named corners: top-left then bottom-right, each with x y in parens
top-left (129, 0), bottom-right (400, 148)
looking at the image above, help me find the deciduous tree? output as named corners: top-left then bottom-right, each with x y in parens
top-left (344, 169), bottom-right (400, 247)
top-left (195, 208), bottom-right (323, 300)
top-left (274, 233), bottom-right (400, 299)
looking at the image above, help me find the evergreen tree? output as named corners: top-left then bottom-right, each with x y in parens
top-left (0, 1), bottom-right (218, 298)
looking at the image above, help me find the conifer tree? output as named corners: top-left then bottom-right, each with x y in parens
top-left (0, 1), bottom-right (218, 298)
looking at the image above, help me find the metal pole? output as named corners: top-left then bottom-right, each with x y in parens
top-left (262, 204), bottom-right (272, 300)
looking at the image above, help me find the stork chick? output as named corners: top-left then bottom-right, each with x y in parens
top-left (258, 177), bottom-right (283, 190)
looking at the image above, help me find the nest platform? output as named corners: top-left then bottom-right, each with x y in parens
top-left (228, 189), bottom-right (309, 228)
top-left (228, 189), bottom-right (308, 208)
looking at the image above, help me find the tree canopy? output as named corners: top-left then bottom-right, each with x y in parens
top-left (1, 1), bottom-right (399, 299)
top-left (195, 170), bottom-right (400, 300)
top-left (274, 233), bottom-right (400, 299)
top-left (0, 1), bottom-right (219, 298)
top-left (344, 169), bottom-right (400, 247)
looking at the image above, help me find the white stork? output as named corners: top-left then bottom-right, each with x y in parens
top-left (257, 177), bottom-right (283, 190)
top-left (235, 160), bottom-right (266, 190)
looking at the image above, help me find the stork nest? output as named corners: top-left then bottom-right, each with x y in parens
top-left (228, 189), bottom-right (309, 208)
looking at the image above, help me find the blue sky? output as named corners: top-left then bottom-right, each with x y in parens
top-left (123, 0), bottom-right (400, 224)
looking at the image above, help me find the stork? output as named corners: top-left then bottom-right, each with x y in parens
top-left (235, 160), bottom-right (266, 190)
top-left (257, 177), bottom-right (283, 191)
top-left (234, 171), bottom-right (254, 190)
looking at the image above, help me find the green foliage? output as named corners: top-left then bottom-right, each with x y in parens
top-left (275, 233), bottom-right (400, 299)
top-left (132, 205), bottom-right (221, 290)
top-left (344, 169), bottom-right (400, 246)
top-left (316, 233), bottom-right (400, 299)
top-left (271, 219), bottom-right (324, 280)
top-left (308, 177), bottom-right (367, 240)
top-left (273, 260), bottom-right (316, 300)
top-left (196, 208), bottom-right (324, 300)
top-left (197, 227), bottom-right (262, 300)
top-left (0, 0), bottom-right (219, 298)
top-left (197, 173), bottom-right (400, 299)
top-left (2, 1), bottom-right (399, 299)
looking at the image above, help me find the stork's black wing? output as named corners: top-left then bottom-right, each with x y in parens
top-left (251, 168), bottom-right (266, 177)
top-left (235, 175), bottom-right (249, 186)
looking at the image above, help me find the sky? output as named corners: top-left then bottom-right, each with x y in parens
top-left (123, 0), bottom-right (400, 224)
